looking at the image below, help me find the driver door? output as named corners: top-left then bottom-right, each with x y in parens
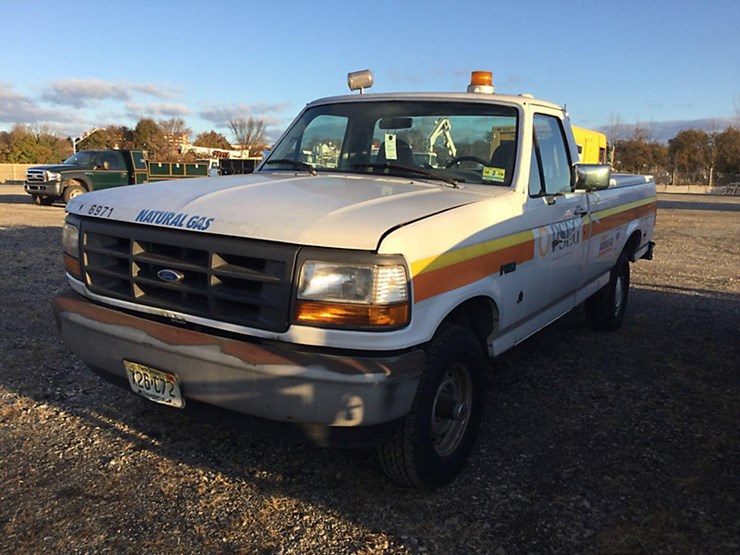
top-left (524, 114), bottom-right (589, 315)
top-left (89, 151), bottom-right (129, 190)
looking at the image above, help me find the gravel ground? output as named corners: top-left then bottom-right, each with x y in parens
top-left (1, 185), bottom-right (738, 554)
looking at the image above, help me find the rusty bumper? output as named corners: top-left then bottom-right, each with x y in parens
top-left (52, 289), bottom-right (424, 428)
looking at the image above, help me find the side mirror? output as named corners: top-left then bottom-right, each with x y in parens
top-left (574, 164), bottom-right (611, 191)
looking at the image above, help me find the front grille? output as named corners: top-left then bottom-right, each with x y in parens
top-left (26, 169), bottom-right (46, 183)
top-left (80, 219), bottom-right (298, 332)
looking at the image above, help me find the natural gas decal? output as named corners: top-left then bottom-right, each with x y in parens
top-left (135, 209), bottom-right (215, 231)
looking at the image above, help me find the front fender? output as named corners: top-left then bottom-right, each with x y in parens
top-left (62, 174), bottom-right (92, 192)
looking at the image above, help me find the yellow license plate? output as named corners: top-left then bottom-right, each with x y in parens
top-left (124, 360), bottom-right (185, 408)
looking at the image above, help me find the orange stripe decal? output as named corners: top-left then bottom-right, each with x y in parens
top-left (411, 198), bottom-right (655, 304)
top-left (413, 240), bottom-right (534, 302)
top-left (586, 200), bottom-right (656, 239)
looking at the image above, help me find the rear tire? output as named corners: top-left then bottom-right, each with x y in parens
top-left (63, 182), bottom-right (86, 204)
top-left (378, 325), bottom-right (483, 489)
top-left (586, 252), bottom-right (630, 331)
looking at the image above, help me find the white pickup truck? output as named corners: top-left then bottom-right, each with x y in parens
top-left (52, 71), bottom-right (656, 488)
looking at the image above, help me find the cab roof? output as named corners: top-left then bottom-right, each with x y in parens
top-left (306, 92), bottom-right (564, 112)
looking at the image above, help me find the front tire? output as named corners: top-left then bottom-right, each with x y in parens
top-left (586, 252), bottom-right (630, 331)
top-left (63, 182), bottom-right (86, 204)
top-left (378, 325), bottom-right (483, 489)
top-left (32, 195), bottom-right (54, 206)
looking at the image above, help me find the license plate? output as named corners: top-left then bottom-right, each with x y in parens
top-left (124, 360), bottom-right (185, 408)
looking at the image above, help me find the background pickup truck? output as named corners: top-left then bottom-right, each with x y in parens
top-left (24, 149), bottom-right (209, 205)
top-left (52, 70), bottom-right (656, 488)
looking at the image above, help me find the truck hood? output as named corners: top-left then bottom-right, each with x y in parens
top-left (67, 172), bottom-right (496, 250)
top-left (31, 163), bottom-right (87, 172)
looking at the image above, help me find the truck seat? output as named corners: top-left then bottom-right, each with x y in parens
top-left (491, 141), bottom-right (516, 180)
top-left (376, 139), bottom-right (416, 166)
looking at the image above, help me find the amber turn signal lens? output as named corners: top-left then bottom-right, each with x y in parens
top-left (295, 300), bottom-right (409, 328)
top-left (63, 253), bottom-right (82, 279)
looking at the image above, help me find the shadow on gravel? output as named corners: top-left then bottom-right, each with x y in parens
top-left (3, 272), bottom-right (738, 553)
top-left (657, 199), bottom-right (740, 212)
top-left (0, 193), bottom-right (38, 205)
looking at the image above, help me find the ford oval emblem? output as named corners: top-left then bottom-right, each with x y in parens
top-left (157, 269), bottom-right (185, 283)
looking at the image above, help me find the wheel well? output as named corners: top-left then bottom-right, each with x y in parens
top-left (625, 230), bottom-right (642, 261)
top-left (65, 178), bottom-right (91, 192)
top-left (439, 296), bottom-right (498, 353)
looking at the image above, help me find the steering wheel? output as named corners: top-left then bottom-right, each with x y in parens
top-left (445, 156), bottom-right (490, 169)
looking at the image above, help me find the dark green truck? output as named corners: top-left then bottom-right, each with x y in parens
top-left (24, 149), bottom-right (210, 205)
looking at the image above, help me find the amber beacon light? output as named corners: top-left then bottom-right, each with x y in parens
top-left (467, 71), bottom-right (495, 94)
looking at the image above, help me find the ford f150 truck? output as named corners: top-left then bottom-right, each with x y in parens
top-left (52, 71), bottom-right (656, 488)
top-left (24, 149), bottom-right (209, 205)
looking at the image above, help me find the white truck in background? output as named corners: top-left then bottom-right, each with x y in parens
top-left (52, 70), bottom-right (656, 488)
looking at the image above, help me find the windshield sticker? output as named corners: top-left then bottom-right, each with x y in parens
top-left (482, 166), bottom-right (506, 182)
top-left (384, 133), bottom-right (398, 160)
top-left (135, 209), bottom-right (214, 231)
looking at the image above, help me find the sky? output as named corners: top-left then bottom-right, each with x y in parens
top-left (1, 0), bottom-right (739, 144)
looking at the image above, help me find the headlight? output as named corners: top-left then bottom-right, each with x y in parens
top-left (62, 221), bottom-right (82, 279)
top-left (295, 261), bottom-right (409, 329)
top-left (46, 171), bottom-right (62, 182)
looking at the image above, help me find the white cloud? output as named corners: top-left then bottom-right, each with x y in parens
top-left (42, 79), bottom-right (178, 108)
top-left (199, 103), bottom-right (290, 129)
top-left (649, 117), bottom-right (739, 143)
top-left (0, 82), bottom-right (76, 125)
top-left (125, 101), bottom-right (192, 119)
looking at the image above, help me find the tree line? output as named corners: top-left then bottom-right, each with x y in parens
top-left (0, 117), bottom-right (268, 164)
top-left (2, 116), bottom-right (738, 186)
top-left (609, 124), bottom-right (740, 185)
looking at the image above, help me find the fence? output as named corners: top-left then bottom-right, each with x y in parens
top-left (0, 164), bottom-right (33, 184)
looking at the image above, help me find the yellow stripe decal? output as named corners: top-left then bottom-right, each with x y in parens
top-left (591, 196), bottom-right (656, 221)
top-left (411, 229), bottom-right (534, 277)
top-left (409, 196), bottom-right (656, 303)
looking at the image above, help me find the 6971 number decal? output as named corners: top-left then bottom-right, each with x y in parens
top-left (88, 204), bottom-right (114, 218)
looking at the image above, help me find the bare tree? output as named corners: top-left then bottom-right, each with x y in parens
top-left (228, 117), bottom-right (267, 153)
top-left (157, 118), bottom-right (191, 161)
top-left (632, 121), bottom-right (655, 144)
top-left (158, 117), bottom-right (190, 138)
top-left (602, 113), bottom-right (627, 142)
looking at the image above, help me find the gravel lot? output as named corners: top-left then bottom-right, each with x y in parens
top-left (1, 185), bottom-right (738, 554)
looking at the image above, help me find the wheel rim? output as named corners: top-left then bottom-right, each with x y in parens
top-left (430, 362), bottom-right (473, 457)
top-left (68, 189), bottom-right (82, 200)
top-left (613, 273), bottom-right (624, 316)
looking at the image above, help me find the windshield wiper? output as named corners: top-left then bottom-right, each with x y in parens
top-left (351, 163), bottom-right (459, 188)
top-left (263, 159), bottom-right (317, 176)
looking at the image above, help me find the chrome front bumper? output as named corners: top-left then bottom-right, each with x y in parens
top-left (25, 181), bottom-right (62, 196)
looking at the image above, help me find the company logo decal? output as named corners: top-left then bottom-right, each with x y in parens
top-left (538, 219), bottom-right (581, 257)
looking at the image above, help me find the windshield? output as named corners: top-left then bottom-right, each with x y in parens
top-left (263, 100), bottom-right (519, 186)
top-left (64, 151), bottom-right (101, 166)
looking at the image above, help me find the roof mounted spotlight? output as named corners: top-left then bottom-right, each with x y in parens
top-left (347, 69), bottom-right (374, 94)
